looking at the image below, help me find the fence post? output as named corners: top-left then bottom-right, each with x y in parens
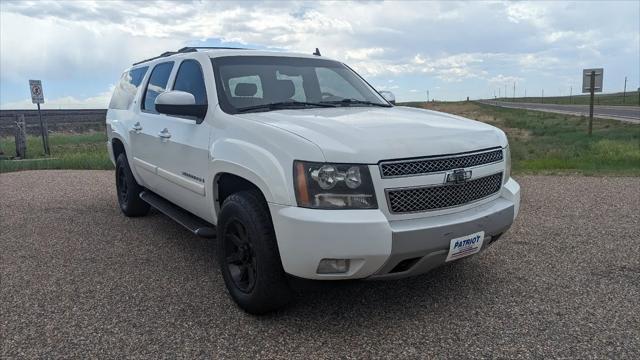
top-left (15, 114), bottom-right (27, 158)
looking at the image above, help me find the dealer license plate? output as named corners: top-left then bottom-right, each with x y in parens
top-left (445, 231), bottom-right (485, 262)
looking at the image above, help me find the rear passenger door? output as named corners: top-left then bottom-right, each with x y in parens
top-left (147, 59), bottom-right (212, 220)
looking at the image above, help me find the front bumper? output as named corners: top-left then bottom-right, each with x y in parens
top-left (270, 178), bottom-right (520, 280)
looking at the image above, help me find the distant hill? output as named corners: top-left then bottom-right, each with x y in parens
top-left (485, 91), bottom-right (639, 107)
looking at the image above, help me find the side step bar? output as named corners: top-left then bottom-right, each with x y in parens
top-left (139, 190), bottom-right (216, 239)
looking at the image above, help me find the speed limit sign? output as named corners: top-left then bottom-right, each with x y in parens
top-left (29, 79), bottom-right (45, 104)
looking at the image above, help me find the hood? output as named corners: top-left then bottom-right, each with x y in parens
top-left (236, 106), bottom-right (507, 163)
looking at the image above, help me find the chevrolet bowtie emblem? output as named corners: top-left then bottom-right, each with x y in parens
top-left (446, 169), bottom-right (472, 184)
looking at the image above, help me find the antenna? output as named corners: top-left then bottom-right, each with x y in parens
top-left (313, 48), bottom-right (321, 56)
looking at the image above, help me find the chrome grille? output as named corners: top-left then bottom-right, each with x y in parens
top-left (386, 173), bottom-right (503, 213)
top-left (380, 149), bottom-right (503, 178)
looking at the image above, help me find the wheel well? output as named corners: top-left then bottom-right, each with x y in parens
top-left (112, 138), bottom-right (125, 160)
top-left (215, 173), bottom-right (263, 208)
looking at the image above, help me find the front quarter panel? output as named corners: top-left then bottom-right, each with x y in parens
top-left (209, 108), bottom-right (325, 221)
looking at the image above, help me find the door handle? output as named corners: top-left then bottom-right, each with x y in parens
top-left (132, 122), bottom-right (143, 132)
top-left (158, 128), bottom-right (172, 139)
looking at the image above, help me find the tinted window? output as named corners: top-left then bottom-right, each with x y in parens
top-left (142, 62), bottom-right (173, 113)
top-left (276, 70), bottom-right (305, 102)
top-left (211, 56), bottom-right (388, 114)
top-left (229, 75), bottom-right (263, 98)
top-left (173, 60), bottom-right (208, 105)
top-left (108, 66), bottom-right (148, 110)
top-left (316, 68), bottom-right (364, 101)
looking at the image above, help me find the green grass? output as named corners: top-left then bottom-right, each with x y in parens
top-left (2, 104), bottom-right (640, 175)
top-left (491, 91), bottom-right (639, 107)
top-left (0, 132), bottom-right (112, 173)
top-left (402, 101), bottom-right (640, 175)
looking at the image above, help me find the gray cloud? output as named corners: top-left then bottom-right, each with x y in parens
top-left (1, 0), bottom-right (638, 106)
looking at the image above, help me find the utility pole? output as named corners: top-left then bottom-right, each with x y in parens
top-left (623, 76), bottom-right (627, 104)
top-left (513, 81), bottom-right (516, 102)
top-left (504, 84), bottom-right (507, 102)
top-left (570, 86), bottom-right (572, 104)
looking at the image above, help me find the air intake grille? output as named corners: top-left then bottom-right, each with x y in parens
top-left (380, 149), bottom-right (503, 178)
top-left (386, 173), bottom-right (503, 213)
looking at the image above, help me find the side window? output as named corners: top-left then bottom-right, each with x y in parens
top-left (108, 66), bottom-right (148, 110)
top-left (316, 67), bottom-right (364, 100)
top-left (228, 75), bottom-right (263, 98)
top-left (142, 62), bottom-right (174, 113)
top-left (173, 60), bottom-right (208, 105)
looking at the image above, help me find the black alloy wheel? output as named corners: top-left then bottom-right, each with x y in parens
top-left (223, 219), bottom-right (257, 293)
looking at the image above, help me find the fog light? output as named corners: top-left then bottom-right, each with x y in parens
top-left (317, 259), bottom-right (350, 274)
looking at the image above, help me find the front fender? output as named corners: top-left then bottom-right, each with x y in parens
top-left (209, 138), bottom-right (291, 206)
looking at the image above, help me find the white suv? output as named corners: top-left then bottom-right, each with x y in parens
top-left (107, 47), bottom-right (520, 314)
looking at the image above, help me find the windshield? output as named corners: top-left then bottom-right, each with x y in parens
top-left (211, 56), bottom-right (390, 113)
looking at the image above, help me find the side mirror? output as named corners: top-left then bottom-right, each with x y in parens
top-left (379, 90), bottom-right (396, 105)
top-left (155, 90), bottom-right (207, 121)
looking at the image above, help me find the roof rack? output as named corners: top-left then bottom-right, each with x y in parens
top-left (132, 46), bottom-right (252, 66)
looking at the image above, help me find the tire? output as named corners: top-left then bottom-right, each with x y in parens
top-left (217, 190), bottom-right (292, 314)
top-left (115, 153), bottom-right (150, 217)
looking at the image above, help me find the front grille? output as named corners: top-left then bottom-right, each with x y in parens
top-left (386, 172), bottom-right (503, 213)
top-left (380, 148), bottom-right (503, 178)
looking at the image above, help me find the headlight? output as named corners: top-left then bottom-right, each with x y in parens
top-left (294, 161), bottom-right (377, 209)
top-left (504, 146), bottom-right (511, 184)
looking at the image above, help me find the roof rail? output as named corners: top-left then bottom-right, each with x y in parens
top-left (177, 46), bottom-right (251, 52)
top-left (132, 46), bottom-right (252, 65)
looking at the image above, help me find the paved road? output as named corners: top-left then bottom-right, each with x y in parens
top-left (480, 100), bottom-right (640, 124)
top-left (1, 171), bottom-right (639, 358)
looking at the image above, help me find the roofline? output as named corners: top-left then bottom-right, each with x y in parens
top-left (132, 46), bottom-right (252, 66)
top-left (132, 47), bottom-right (326, 66)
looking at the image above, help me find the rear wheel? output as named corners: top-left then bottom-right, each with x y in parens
top-left (217, 190), bottom-right (292, 314)
top-left (115, 153), bottom-right (150, 217)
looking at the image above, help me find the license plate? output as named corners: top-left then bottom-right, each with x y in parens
top-left (445, 231), bottom-right (485, 262)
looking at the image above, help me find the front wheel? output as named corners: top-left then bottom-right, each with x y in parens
top-left (217, 190), bottom-right (292, 314)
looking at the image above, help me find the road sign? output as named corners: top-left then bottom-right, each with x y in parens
top-left (29, 80), bottom-right (45, 104)
top-left (582, 68), bottom-right (603, 93)
top-left (28, 80), bottom-right (50, 154)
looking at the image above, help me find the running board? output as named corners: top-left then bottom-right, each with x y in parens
top-left (139, 191), bottom-right (216, 239)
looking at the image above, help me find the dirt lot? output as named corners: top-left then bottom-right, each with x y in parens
top-left (1, 171), bottom-right (639, 358)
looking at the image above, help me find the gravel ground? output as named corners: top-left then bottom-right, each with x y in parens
top-left (1, 171), bottom-right (639, 358)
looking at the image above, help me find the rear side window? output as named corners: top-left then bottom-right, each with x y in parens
top-left (173, 60), bottom-right (208, 105)
top-left (108, 66), bottom-right (148, 110)
top-left (142, 62), bottom-right (174, 113)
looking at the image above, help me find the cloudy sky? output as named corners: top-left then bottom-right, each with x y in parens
top-left (1, 0), bottom-right (638, 109)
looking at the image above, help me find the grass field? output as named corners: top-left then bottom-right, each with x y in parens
top-left (403, 101), bottom-right (640, 175)
top-left (2, 104), bottom-right (639, 175)
top-left (489, 91), bottom-right (639, 107)
top-left (0, 132), bottom-right (112, 173)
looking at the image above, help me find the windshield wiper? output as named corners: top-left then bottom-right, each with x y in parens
top-left (321, 99), bottom-right (391, 107)
top-left (237, 101), bottom-right (337, 113)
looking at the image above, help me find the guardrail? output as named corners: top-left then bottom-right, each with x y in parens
top-left (0, 109), bottom-right (107, 136)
